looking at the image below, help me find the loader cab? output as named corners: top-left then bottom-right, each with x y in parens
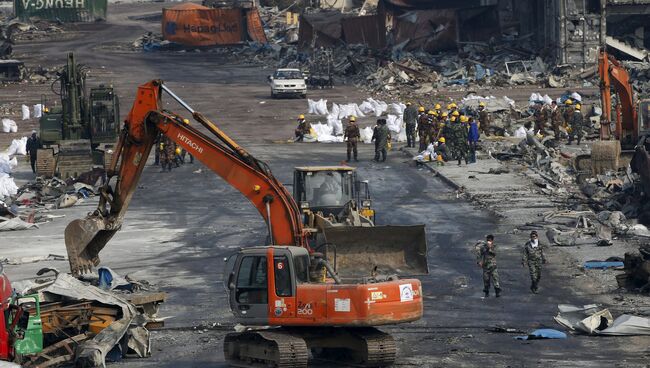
top-left (293, 166), bottom-right (373, 219)
top-left (224, 246), bottom-right (310, 324)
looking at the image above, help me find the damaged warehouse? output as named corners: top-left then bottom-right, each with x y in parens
top-left (0, 0), bottom-right (649, 366)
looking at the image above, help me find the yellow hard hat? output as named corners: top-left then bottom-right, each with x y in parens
top-left (298, 114), bottom-right (305, 120)
top-left (175, 147), bottom-right (181, 155)
top-left (439, 137), bottom-right (446, 143)
top-left (418, 106), bottom-right (425, 112)
top-left (452, 111), bottom-right (460, 117)
top-left (565, 99), bottom-right (573, 105)
top-left (349, 116), bottom-right (356, 122)
top-left (433, 111), bottom-right (438, 117)
top-left (183, 118), bottom-right (190, 124)
top-left (479, 102), bottom-right (486, 107)
top-left (442, 112), bottom-right (448, 117)
top-left (450, 103), bottom-right (457, 109)
top-left (460, 115), bottom-right (469, 123)
top-left (427, 110), bottom-right (435, 115)
top-left (575, 103), bottom-right (581, 110)
top-left (434, 104), bottom-right (441, 110)
top-left (43, 107), bottom-right (49, 113)
top-left (159, 143), bottom-right (164, 150)
top-left (446, 103), bottom-right (453, 110)
top-left (406, 102), bottom-right (411, 106)
top-left (450, 116), bottom-right (457, 122)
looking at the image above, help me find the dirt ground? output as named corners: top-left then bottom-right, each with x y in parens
top-left (2, 2), bottom-right (650, 367)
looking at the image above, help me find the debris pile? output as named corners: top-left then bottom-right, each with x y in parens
top-left (10, 268), bottom-right (166, 367)
top-left (618, 245), bottom-right (650, 292)
top-left (555, 304), bottom-right (650, 336)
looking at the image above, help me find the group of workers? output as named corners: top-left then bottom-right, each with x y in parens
top-left (154, 134), bottom-right (194, 172)
top-left (531, 98), bottom-right (585, 145)
top-left (403, 101), bottom-right (488, 165)
top-left (294, 100), bottom-right (491, 165)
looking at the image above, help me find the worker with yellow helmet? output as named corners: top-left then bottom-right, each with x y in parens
top-left (563, 99), bottom-right (575, 128)
top-left (478, 101), bottom-right (491, 136)
top-left (446, 111), bottom-right (470, 166)
top-left (344, 116), bottom-right (360, 162)
top-left (295, 114), bottom-right (311, 142)
top-left (568, 102), bottom-right (584, 145)
top-left (158, 136), bottom-right (175, 172)
top-left (404, 101), bottom-right (419, 148)
top-left (416, 110), bottom-right (434, 151)
top-left (435, 136), bottom-right (448, 164)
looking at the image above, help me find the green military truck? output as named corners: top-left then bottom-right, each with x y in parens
top-left (37, 53), bottom-right (120, 179)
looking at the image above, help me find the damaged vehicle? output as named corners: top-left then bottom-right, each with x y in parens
top-left (269, 68), bottom-right (307, 99)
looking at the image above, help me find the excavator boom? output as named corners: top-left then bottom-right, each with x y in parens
top-left (65, 80), bottom-right (306, 274)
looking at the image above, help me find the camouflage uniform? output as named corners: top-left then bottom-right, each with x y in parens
top-left (476, 241), bottom-right (500, 296)
top-left (563, 105), bottom-right (575, 127)
top-left (372, 122), bottom-right (390, 162)
top-left (550, 105), bottom-right (563, 140)
top-left (295, 119), bottom-right (311, 142)
top-left (159, 136), bottom-right (175, 172)
top-left (417, 114), bottom-right (431, 152)
top-left (449, 122), bottom-right (469, 165)
top-left (533, 105), bottom-right (548, 135)
top-left (478, 108), bottom-right (490, 136)
top-left (403, 106), bottom-right (418, 148)
top-left (568, 110), bottom-right (584, 145)
top-left (344, 123), bottom-right (360, 162)
top-left (522, 240), bottom-right (546, 293)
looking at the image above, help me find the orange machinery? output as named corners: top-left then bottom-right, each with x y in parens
top-left (64, 80), bottom-right (423, 367)
top-left (593, 49), bottom-right (650, 190)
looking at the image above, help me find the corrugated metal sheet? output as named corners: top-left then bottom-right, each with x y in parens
top-left (14, 0), bottom-right (107, 22)
top-left (341, 15), bottom-right (385, 49)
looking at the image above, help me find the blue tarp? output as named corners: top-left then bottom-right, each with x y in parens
top-left (583, 261), bottom-right (624, 270)
top-left (514, 329), bottom-right (567, 340)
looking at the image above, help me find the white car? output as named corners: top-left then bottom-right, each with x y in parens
top-left (269, 68), bottom-right (307, 99)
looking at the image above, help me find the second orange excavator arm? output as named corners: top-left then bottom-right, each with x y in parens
top-left (65, 80), bottom-right (307, 274)
top-left (598, 49), bottom-right (638, 144)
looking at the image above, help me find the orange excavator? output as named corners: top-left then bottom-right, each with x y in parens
top-left (64, 80), bottom-right (423, 367)
top-left (589, 49), bottom-right (650, 191)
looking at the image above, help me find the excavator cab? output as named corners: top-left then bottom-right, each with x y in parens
top-left (292, 166), bottom-right (374, 221)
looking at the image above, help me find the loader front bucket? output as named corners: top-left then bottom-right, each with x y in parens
top-left (320, 225), bottom-right (428, 279)
top-left (64, 217), bottom-right (118, 275)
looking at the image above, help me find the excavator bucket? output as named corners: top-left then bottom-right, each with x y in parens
top-left (64, 217), bottom-right (118, 275)
top-left (320, 225), bottom-right (428, 279)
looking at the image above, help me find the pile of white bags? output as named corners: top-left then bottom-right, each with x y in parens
top-left (307, 99), bottom-right (328, 115)
top-left (0, 173), bottom-right (18, 198)
top-left (311, 123), bottom-right (343, 143)
top-left (1, 119), bottom-right (17, 133)
top-left (21, 104), bottom-right (30, 120)
top-left (6, 137), bottom-right (27, 156)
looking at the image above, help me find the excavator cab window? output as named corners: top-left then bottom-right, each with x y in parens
top-left (274, 255), bottom-right (292, 297)
top-left (235, 256), bottom-right (268, 304)
top-left (293, 254), bottom-right (309, 283)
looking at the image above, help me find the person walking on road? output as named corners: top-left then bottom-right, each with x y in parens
top-left (26, 130), bottom-right (42, 174)
top-left (344, 116), bottom-right (360, 162)
top-left (522, 230), bottom-right (547, 294)
top-left (476, 234), bottom-right (501, 298)
top-left (403, 102), bottom-right (418, 148)
top-left (372, 119), bottom-right (390, 162)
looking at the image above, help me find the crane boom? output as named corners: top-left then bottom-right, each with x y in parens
top-left (598, 49), bottom-right (638, 146)
top-left (65, 80), bottom-right (307, 275)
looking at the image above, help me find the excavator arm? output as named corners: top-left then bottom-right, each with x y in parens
top-left (598, 49), bottom-right (638, 145)
top-left (65, 80), bottom-right (307, 274)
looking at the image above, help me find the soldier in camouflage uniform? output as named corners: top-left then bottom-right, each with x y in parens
top-left (449, 115), bottom-right (469, 165)
top-left (568, 104), bottom-right (584, 145)
top-left (522, 230), bottom-right (547, 294)
top-left (550, 100), bottom-right (563, 141)
top-left (476, 234), bottom-right (501, 298)
top-left (344, 116), bottom-right (360, 162)
top-left (159, 136), bottom-right (175, 172)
